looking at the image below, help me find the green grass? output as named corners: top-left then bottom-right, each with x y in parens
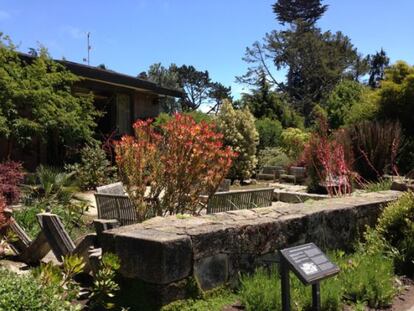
top-left (238, 250), bottom-right (396, 310)
top-left (168, 249), bottom-right (397, 311)
top-left (161, 288), bottom-right (238, 311)
top-left (362, 178), bottom-right (392, 192)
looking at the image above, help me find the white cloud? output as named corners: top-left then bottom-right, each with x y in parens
top-left (61, 26), bottom-right (86, 40)
top-left (0, 10), bottom-right (11, 21)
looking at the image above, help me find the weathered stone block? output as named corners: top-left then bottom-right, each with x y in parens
top-left (102, 228), bottom-right (192, 284)
top-left (194, 253), bottom-right (229, 290)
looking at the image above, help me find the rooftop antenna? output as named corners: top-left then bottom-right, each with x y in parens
top-left (83, 32), bottom-right (91, 65)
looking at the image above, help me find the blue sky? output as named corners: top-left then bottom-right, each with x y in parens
top-left (0, 0), bottom-right (413, 98)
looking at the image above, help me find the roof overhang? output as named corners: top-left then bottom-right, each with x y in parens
top-left (17, 52), bottom-right (184, 98)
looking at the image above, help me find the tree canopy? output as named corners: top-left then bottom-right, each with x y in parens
top-left (272, 0), bottom-right (328, 26)
top-left (140, 63), bottom-right (231, 112)
top-left (0, 35), bottom-right (98, 160)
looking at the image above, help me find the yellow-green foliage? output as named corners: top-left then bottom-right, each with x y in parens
top-left (323, 80), bottom-right (379, 128)
top-left (378, 61), bottom-right (414, 133)
top-left (345, 89), bottom-right (379, 125)
top-left (280, 127), bottom-right (310, 160)
top-left (376, 191), bottom-right (414, 276)
top-left (217, 100), bottom-right (259, 180)
top-left (0, 34), bottom-right (98, 153)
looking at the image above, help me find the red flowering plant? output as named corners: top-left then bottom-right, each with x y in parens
top-left (115, 114), bottom-right (235, 221)
top-left (302, 116), bottom-right (353, 196)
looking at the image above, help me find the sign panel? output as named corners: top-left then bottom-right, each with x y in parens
top-left (280, 243), bottom-right (340, 285)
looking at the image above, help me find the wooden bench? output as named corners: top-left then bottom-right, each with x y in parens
top-left (94, 193), bottom-right (137, 226)
top-left (280, 166), bottom-right (307, 184)
top-left (217, 179), bottom-right (231, 192)
top-left (96, 182), bottom-right (125, 195)
top-left (257, 166), bottom-right (285, 181)
top-left (206, 188), bottom-right (274, 214)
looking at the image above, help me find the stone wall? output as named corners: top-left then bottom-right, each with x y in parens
top-left (101, 191), bottom-right (402, 308)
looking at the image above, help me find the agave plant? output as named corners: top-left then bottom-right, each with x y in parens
top-left (24, 165), bottom-right (79, 205)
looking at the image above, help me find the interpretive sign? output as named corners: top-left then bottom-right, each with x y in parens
top-left (280, 243), bottom-right (339, 285)
top-left (279, 243), bottom-right (340, 311)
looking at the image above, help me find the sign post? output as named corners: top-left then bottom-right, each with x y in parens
top-left (279, 243), bottom-right (340, 311)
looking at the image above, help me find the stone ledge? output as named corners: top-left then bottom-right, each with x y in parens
top-left (273, 190), bottom-right (329, 203)
top-left (101, 190), bottom-right (402, 305)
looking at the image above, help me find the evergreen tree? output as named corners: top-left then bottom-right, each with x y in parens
top-left (0, 35), bottom-right (98, 162)
top-left (240, 70), bottom-right (303, 128)
top-left (273, 0), bottom-right (328, 26)
top-left (239, 3), bottom-right (361, 124)
top-left (368, 49), bottom-right (390, 88)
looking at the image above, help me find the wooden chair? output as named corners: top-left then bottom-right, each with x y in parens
top-left (36, 213), bottom-right (97, 266)
top-left (206, 188), bottom-right (274, 214)
top-left (217, 179), bottom-right (231, 192)
top-left (4, 218), bottom-right (51, 264)
top-left (94, 193), bottom-right (137, 226)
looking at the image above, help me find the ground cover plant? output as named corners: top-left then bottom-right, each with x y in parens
top-left (0, 268), bottom-right (82, 311)
top-left (161, 287), bottom-right (237, 311)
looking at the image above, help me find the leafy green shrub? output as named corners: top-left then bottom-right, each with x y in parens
top-left (255, 118), bottom-right (283, 150)
top-left (0, 268), bottom-right (81, 311)
top-left (66, 142), bottom-right (118, 191)
top-left (376, 191), bottom-right (414, 276)
top-left (13, 202), bottom-right (91, 240)
top-left (337, 251), bottom-right (396, 308)
top-left (323, 80), bottom-right (378, 129)
top-left (239, 267), bottom-right (281, 311)
top-left (216, 100), bottom-right (259, 181)
top-left (280, 127), bottom-right (310, 160)
top-left (258, 147), bottom-right (291, 168)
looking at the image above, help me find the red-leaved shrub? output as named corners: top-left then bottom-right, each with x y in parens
top-left (0, 161), bottom-right (24, 205)
top-left (303, 116), bottom-right (352, 196)
top-left (115, 114), bottom-right (236, 221)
